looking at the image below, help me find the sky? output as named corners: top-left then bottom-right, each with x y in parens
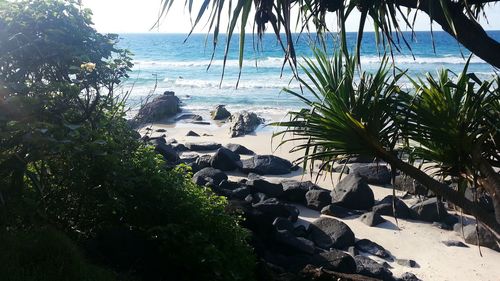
top-left (82, 0), bottom-right (500, 33)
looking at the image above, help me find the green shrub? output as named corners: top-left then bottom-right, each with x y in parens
top-left (0, 228), bottom-right (115, 281)
top-left (0, 1), bottom-right (256, 280)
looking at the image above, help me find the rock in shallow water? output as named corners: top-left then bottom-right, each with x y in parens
top-left (131, 91), bottom-right (181, 126)
top-left (211, 104), bottom-right (231, 120)
top-left (229, 111), bottom-right (263, 137)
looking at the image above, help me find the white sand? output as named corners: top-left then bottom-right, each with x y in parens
top-left (142, 121), bottom-right (500, 281)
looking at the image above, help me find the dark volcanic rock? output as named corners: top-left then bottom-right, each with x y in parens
top-left (373, 195), bottom-right (414, 219)
top-left (399, 272), bottom-right (422, 281)
top-left (153, 142), bottom-right (179, 163)
top-left (281, 180), bottom-right (318, 204)
top-left (393, 175), bottom-right (428, 196)
top-left (192, 167), bottom-right (227, 186)
top-left (333, 165), bottom-right (350, 174)
top-left (224, 143), bottom-right (255, 155)
top-left (308, 217), bottom-right (355, 249)
top-left (305, 189), bottom-right (332, 211)
top-left (395, 259), bottom-right (418, 268)
top-left (186, 130), bottom-right (200, 137)
top-left (132, 91), bottom-right (180, 125)
top-left (229, 111), bottom-right (263, 137)
top-left (354, 255), bottom-right (394, 281)
top-left (274, 230), bottom-right (315, 255)
top-left (211, 104), bottom-right (231, 120)
top-left (321, 204), bottom-right (362, 218)
top-left (185, 142), bottom-right (221, 151)
top-left (247, 178), bottom-right (284, 198)
top-left (410, 197), bottom-right (448, 222)
top-left (172, 143), bottom-right (188, 152)
top-left (175, 114), bottom-right (202, 122)
top-left (229, 186), bottom-right (253, 200)
top-left (337, 156), bottom-right (374, 164)
top-left (209, 147), bottom-right (241, 171)
top-left (460, 224), bottom-right (499, 251)
top-left (350, 163), bottom-right (392, 185)
top-left (331, 173), bottom-right (374, 210)
top-left (272, 217), bottom-right (295, 233)
top-left (312, 250), bottom-right (357, 273)
top-left (359, 211), bottom-right (387, 227)
top-left (355, 239), bottom-right (392, 260)
top-left (240, 155), bottom-right (293, 175)
top-left (252, 198), bottom-right (300, 222)
top-left (442, 240), bottom-right (469, 248)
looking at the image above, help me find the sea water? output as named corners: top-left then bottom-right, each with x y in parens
top-left (117, 31), bottom-right (499, 120)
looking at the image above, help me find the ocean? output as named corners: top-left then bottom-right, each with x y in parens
top-left (117, 31), bottom-right (499, 120)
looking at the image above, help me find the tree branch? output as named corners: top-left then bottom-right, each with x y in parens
top-left (394, 0), bottom-right (500, 68)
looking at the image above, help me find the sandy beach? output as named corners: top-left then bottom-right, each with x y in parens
top-left (140, 116), bottom-right (500, 281)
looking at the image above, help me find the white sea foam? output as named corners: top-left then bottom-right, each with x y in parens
top-left (132, 55), bottom-right (486, 70)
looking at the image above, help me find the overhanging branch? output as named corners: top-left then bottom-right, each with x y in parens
top-left (394, 0), bottom-right (500, 68)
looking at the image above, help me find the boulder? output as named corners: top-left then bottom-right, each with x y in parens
top-left (172, 143), bottom-right (188, 152)
top-left (410, 197), bottom-right (448, 222)
top-left (186, 130), bottom-right (200, 137)
top-left (359, 212), bottom-right (387, 227)
top-left (460, 224), bottom-right (499, 251)
top-left (274, 230), bottom-right (315, 255)
top-left (399, 272), bottom-right (422, 281)
top-left (224, 143), bottom-right (255, 155)
top-left (308, 217), bottom-right (355, 249)
top-left (192, 167), bottom-right (227, 186)
top-left (354, 255), bottom-right (394, 281)
top-left (395, 259), bottom-right (418, 268)
top-left (272, 217), bottom-right (295, 233)
top-left (252, 198), bottom-right (300, 223)
top-left (209, 147), bottom-right (241, 171)
top-left (331, 174), bottom-right (374, 210)
top-left (229, 111), bottom-right (263, 137)
top-left (179, 153), bottom-right (199, 165)
top-left (211, 105), bottom-right (231, 120)
top-left (132, 91), bottom-right (180, 125)
top-left (442, 240), bottom-right (469, 248)
top-left (393, 175), bottom-right (428, 196)
top-left (229, 186), bottom-right (253, 200)
top-left (311, 250), bottom-right (357, 273)
top-left (281, 180), bottom-right (318, 204)
top-left (337, 156), bottom-right (374, 164)
top-left (305, 189), bottom-right (332, 211)
top-left (247, 178), bottom-right (284, 198)
top-left (333, 165), bottom-right (350, 174)
top-left (355, 239), bottom-right (392, 260)
top-left (240, 155), bottom-right (293, 175)
top-left (153, 142), bottom-right (179, 163)
top-left (350, 163), bottom-right (391, 185)
top-left (373, 195), bottom-right (414, 220)
top-left (321, 204), bottom-right (362, 218)
top-left (185, 142), bottom-right (221, 151)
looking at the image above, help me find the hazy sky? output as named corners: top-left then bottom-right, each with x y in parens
top-left (82, 0), bottom-right (500, 33)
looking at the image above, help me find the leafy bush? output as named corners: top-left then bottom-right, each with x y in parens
top-left (0, 228), bottom-right (115, 281)
top-left (0, 1), bottom-right (256, 280)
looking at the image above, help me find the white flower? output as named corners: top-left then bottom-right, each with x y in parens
top-left (80, 62), bottom-right (96, 72)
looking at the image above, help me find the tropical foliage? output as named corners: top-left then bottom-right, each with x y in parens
top-left (0, 1), bottom-right (255, 280)
top-left (273, 48), bottom-right (500, 234)
top-left (157, 0), bottom-right (500, 236)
